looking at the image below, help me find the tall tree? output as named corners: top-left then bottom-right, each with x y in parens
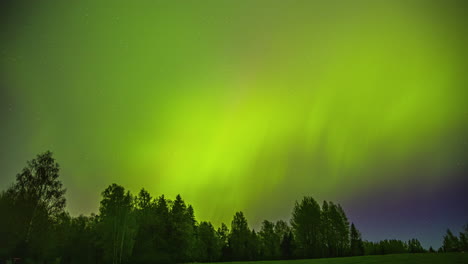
top-left (248, 229), bottom-right (260, 260)
top-left (229, 211), bottom-right (251, 260)
top-left (335, 204), bottom-right (350, 256)
top-left (168, 194), bottom-right (196, 263)
top-left (217, 223), bottom-right (230, 261)
top-left (132, 189), bottom-right (157, 264)
top-left (258, 220), bottom-right (280, 259)
top-left (8, 151), bottom-right (66, 242)
top-left (1, 151), bottom-right (66, 262)
top-left (459, 224), bottom-right (468, 252)
top-left (274, 220), bottom-right (291, 242)
top-left (320, 201), bottom-right (332, 257)
top-left (350, 223), bottom-right (364, 256)
top-left (280, 231), bottom-right (296, 259)
top-left (152, 195), bottom-right (172, 263)
top-left (98, 184), bottom-right (136, 264)
top-left (195, 221), bottom-right (222, 262)
top-left (443, 229), bottom-right (460, 252)
top-left (291, 196), bottom-right (322, 258)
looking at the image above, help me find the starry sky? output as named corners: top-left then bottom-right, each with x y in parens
top-left (1, 0), bottom-right (467, 249)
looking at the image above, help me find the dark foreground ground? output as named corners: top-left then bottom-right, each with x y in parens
top-left (209, 253), bottom-right (467, 264)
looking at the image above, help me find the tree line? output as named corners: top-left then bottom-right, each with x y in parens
top-left (440, 226), bottom-right (468, 253)
top-left (0, 152), bottom-right (466, 264)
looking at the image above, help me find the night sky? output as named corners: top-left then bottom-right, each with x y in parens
top-left (1, 0), bottom-right (467, 249)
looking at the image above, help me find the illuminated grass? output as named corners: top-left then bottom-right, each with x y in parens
top-left (208, 253), bottom-right (467, 264)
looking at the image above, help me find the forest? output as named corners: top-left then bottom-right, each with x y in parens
top-left (1, 152), bottom-right (467, 264)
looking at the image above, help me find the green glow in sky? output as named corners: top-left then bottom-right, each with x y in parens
top-left (1, 0), bottom-right (467, 226)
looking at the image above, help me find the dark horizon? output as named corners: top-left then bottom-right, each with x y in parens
top-left (1, 151), bottom-right (466, 263)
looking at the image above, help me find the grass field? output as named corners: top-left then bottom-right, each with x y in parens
top-left (210, 253), bottom-right (468, 264)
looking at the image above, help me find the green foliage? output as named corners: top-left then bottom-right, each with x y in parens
top-left (217, 223), bottom-right (230, 261)
top-left (350, 223), bottom-right (364, 256)
top-left (443, 229), bottom-right (460, 252)
top-left (291, 197), bottom-right (350, 258)
top-left (458, 224), bottom-right (468, 252)
top-left (259, 220), bottom-right (281, 259)
top-left (363, 239), bottom-right (408, 255)
top-left (408, 238), bottom-right (425, 253)
top-left (229, 212), bottom-right (252, 261)
top-left (291, 196), bottom-right (322, 258)
top-left (274, 220), bottom-right (291, 242)
top-left (196, 221), bottom-right (222, 262)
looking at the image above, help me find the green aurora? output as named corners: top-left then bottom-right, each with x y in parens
top-left (1, 0), bottom-right (467, 235)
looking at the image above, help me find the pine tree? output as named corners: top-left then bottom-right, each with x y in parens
top-left (169, 194), bottom-right (195, 263)
top-left (229, 211), bottom-right (251, 261)
top-left (98, 184), bottom-right (136, 264)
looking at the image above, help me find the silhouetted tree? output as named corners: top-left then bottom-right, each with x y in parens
top-left (379, 239), bottom-right (408, 254)
top-left (248, 229), bottom-right (261, 260)
top-left (195, 221), bottom-right (222, 262)
top-left (57, 213), bottom-right (100, 264)
top-left (152, 195), bottom-right (172, 263)
top-left (408, 238), bottom-right (425, 253)
top-left (274, 220), bottom-right (291, 242)
top-left (98, 184), bottom-right (136, 264)
top-left (320, 201), bottom-right (332, 257)
top-left (291, 196), bottom-right (322, 258)
top-left (217, 223), bottom-right (230, 261)
top-left (259, 220), bottom-right (280, 259)
top-left (323, 202), bottom-right (350, 257)
top-left (350, 223), bottom-right (364, 256)
top-left (363, 241), bottom-right (378, 255)
top-left (459, 224), bottom-right (468, 252)
top-left (280, 231), bottom-right (296, 259)
top-left (228, 212), bottom-right (251, 260)
top-left (0, 191), bottom-right (23, 259)
top-left (363, 239), bottom-right (408, 255)
top-left (3, 154), bottom-right (446, 263)
top-left (132, 189), bottom-right (157, 264)
top-left (443, 229), bottom-right (460, 252)
top-left (168, 194), bottom-right (196, 263)
top-left (1, 151), bottom-right (66, 262)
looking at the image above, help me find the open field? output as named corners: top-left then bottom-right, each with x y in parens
top-left (210, 253), bottom-right (468, 264)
